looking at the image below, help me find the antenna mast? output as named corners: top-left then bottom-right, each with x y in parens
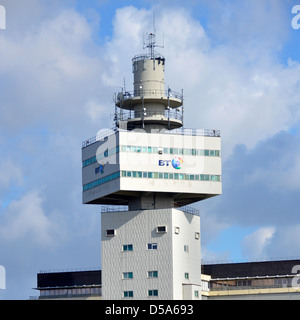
top-left (143, 13), bottom-right (163, 59)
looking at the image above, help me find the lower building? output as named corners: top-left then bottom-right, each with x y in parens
top-left (36, 270), bottom-right (102, 300)
top-left (34, 259), bottom-right (300, 300)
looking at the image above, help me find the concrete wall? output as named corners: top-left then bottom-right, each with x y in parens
top-left (101, 208), bottom-right (201, 300)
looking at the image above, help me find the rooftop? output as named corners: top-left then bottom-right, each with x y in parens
top-left (82, 127), bottom-right (221, 148)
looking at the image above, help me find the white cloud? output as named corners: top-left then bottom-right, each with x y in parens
top-left (0, 8), bottom-right (105, 134)
top-left (0, 190), bottom-right (60, 246)
top-left (0, 159), bottom-right (23, 189)
top-left (242, 226), bottom-right (276, 259)
top-left (100, 4), bottom-right (300, 160)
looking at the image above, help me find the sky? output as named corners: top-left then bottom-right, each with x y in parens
top-left (0, 0), bottom-right (300, 299)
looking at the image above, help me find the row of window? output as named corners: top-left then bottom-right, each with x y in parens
top-left (121, 243), bottom-right (158, 250)
top-left (83, 171), bottom-right (120, 192)
top-left (120, 145), bottom-right (220, 157)
top-left (123, 290), bottom-right (158, 299)
top-left (121, 242), bottom-right (199, 252)
top-left (121, 171), bottom-right (221, 182)
top-left (83, 170), bottom-right (221, 192)
top-left (123, 289), bottom-right (200, 299)
top-left (123, 271), bottom-right (158, 280)
top-left (40, 287), bottom-right (101, 297)
top-left (82, 146), bottom-right (120, 168)
top-left (82, 145), bottom-right (220, 168)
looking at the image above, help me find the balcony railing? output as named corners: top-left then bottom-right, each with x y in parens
top-left (114, 110), bottom-right (183, 122)
top-left (101, 205), bottom-right (200, 216)
top-left (117, 89), bottom-right (183, 102)
top-left (82, 128), bottom-right (221, 148)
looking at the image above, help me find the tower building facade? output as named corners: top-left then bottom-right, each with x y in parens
top-left (82, 33), bottom-right (222, 300)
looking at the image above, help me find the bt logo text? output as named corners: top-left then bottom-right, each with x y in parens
top-left (0, 5), bottom-right (6, 30)
top-left (292, 5), bottom-right (300, 30)
top-left (0, 265), bottom-right (5, 290)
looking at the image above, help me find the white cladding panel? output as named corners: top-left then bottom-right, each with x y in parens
top-left (82, 130), bottom-right (222, 204)
top-left (101, 208), bottom-right (201, 300)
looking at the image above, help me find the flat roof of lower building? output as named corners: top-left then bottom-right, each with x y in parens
top-left (202, 259), bottom-right (300, 279)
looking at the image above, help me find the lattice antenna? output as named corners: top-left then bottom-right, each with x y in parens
top-left (143, 12), bottom-right (164, 59)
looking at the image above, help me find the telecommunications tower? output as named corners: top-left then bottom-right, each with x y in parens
top-left (82, 31), bottom-right (222, 300)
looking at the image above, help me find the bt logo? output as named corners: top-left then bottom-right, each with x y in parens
top-left (95, 164), bottom-right (105, 175)
top-left (159, 157), bottom-right (183, 170)
top-left (172, 157), bottom-right (183, 170)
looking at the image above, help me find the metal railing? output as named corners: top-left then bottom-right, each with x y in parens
top-left (132, 53), bottom-right (165, 63)
top-left (209, 283), bottom-right (294, 292)
top-left (115, 110), bottom-right (183, 122)
top-left (82, 127), bottom-right (221, 148)
top-left (101, 205), bottom-right (200, 216)
top-left (117, 89), bottom-right (183, 102)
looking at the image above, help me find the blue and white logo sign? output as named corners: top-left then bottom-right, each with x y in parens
top-left (159, 157), bottom-right (183, 169)
top-left (95, 164), bottom-right (105, 175)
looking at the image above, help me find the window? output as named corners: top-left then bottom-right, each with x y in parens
top-left (184, 245), bottom-right (189, 253)
top-left (156, 226), bottom-right (167, 233)
top-left (148, 243), bottom-right (157, 250)
top-left (147, 271), bottom-right (158, 278)
top-left (185, 273), bottom-right (189, 280)
top-left (123, 291), bottom-right (133, 298)
top-left (195, 232), bottom-right (200, 240)
top-left (194, 290), bottom-right (199, 298)
top-left (174, 227), bottom-right (180, 234)
top-left (106, 229), bottom-right (116, 237)
top-left (123, 272), bottom-right (133, 279)
top-left (123, 244), bottom-right (133, 251)
top-left (148, 289), bottom-right (158, 297)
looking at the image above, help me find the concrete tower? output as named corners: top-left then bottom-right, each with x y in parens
top-left (82, 32), bottom-right (222, 300)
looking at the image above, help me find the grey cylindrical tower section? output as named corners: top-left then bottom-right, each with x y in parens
top-left (133, 57), bottom-right (165, 97)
